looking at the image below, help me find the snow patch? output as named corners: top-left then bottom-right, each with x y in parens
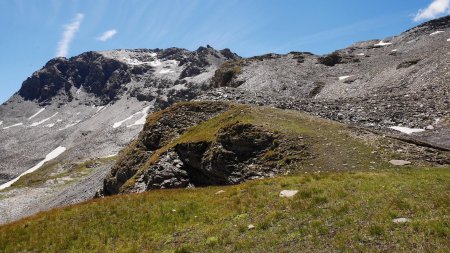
top-left (391, 49), bottom-right (398, 52)
top-left (122, 57), bottom-right (151, 65)
top-left (447, 38), bottom-right (450, 42)
top-left (101, 154), bottom-right (118, 159)
top-left (114, 106), bottom-right (152, 128)
top-left (159, 68), bottom-right (174, 74)
top-left (356, 53), bottom-right (365, 56)
top-left (0, 146), bottom-right (66, 190)
top-left (150, 60), bottom-right (162, 67)
top-left (338, 75), bottom-right (354, 81)
top-left (45, 123), bottom-right (56, 128)
top-left (3, 123), bottom-right (23, 130)
top-left (113, 115), bottom-right (135, 128)
top-left (165, 60), bottom-right (179, 65)
top-left (0, 121), bottom-right (2, 126)
top-left (96, 106), bottom-right (105, 113)
top-left (76, 86), bottom-right (83, 95)
top-left (30, 112), bottom-right (58, 127)
top-left (374, 41), bottom-right (392, 47)
top-left (28, 108), bottom-right (46, 120)
top-left (429, 31), bottom-right (444, 36)
top-left (127, 106), bottom-right (151, 127)
top-left (59, 120), bottom-right (82, 131)
top-left (389, 126), bottom-right (425, 135)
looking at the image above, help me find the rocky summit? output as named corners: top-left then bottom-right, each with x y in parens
top-left (0, 15), bottom-right (449, 233)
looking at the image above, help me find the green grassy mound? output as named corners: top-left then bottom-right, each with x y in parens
top-left (111, 102), bottom-right (422, 194)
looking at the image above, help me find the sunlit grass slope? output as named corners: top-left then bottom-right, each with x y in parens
top-left (0, 168), bottom-right (448, 252)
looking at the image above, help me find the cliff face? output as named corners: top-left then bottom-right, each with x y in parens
top-left (18, 52), bottom-right (131, 104)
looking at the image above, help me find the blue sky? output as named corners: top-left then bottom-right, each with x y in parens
top-left (0, 0), bottom-right (449, 103)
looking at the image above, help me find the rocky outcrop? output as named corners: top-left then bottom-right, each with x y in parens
top-left (101, 101), bottom-right (231, 195)
top-left (101, 102), bottom-right (308, 195)
top-left (317, 51), bottom-right (360, 66)
top-left (18, 52), bottom-right (131, 104)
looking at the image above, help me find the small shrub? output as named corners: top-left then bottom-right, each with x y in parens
top-left (369, 225), bottom-right (385, 237)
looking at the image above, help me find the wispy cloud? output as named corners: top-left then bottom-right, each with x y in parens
top-left (97, 29), bottom-right (117, 42)
top-left (414, 0), bottom-right (450, 22)
top-left (56, 13), bottom-right (84, 57)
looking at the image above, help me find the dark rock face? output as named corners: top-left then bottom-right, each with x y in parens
top-left (102, 101), bottom-right (231, 195)
top-left (132, 123), bottom-right (284, 191)
top-left (210, 60), bottom-right (246, 88)
top-left (317, 52), bottom-right (360, 66)
top-left (18, 52), bottom-right (131, 104)
top-left (397, 59), bottom-right (420, 69)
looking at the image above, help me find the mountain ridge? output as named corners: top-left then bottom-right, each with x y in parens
top-left (0, 15), bottom-right (449, 224)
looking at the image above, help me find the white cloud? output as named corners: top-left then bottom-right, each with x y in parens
top-left (414, 0), bottom-right (450, 22)
top-left (97, 29), bottom-right (118, 42)
top-left (56, 13), bottom-right (84, 57)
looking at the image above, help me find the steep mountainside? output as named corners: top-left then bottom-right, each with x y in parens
top-left (0, 46), bottom-right (238, 223)
top-left (203, 15), bottom-right (450, 149)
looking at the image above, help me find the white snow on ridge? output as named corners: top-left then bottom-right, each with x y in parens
top-left (30, 112), bottom-right (58, 127)
top-left (0, 121), bottom-right (2, 127)
top-left (122, 57), bottom-right (151, 65)
top-left (159, 69), bottom-right (174, 74)
top-left (28, 108), bottom-right (46, 120)
top-left (127, 106), bottom-right (151, 128)
top-left (391, 49), bottom-right (398, 52)
top-left (447, 38), bottom-right (450, 42)
top-left (0, 146), bottom-right (66, 190)
top-left (389, 126), bottom-right (425, 135)
top-left (3, 123), bottom-right (23, 130)
top-left (374, 41), bottom-right (392, 47)
top-left (356, 53), bottom-right (365, 56)
top-left (429, 31), bottom-right (444, 36)
top-left (338, 75), bottom-right (354, 81)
